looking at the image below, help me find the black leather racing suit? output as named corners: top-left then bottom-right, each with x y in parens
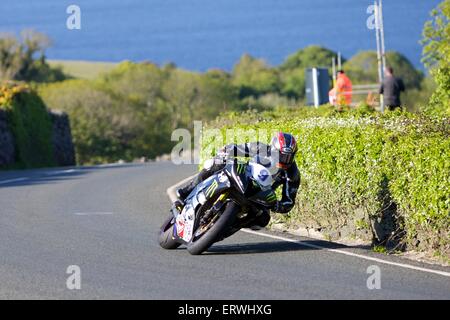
top-left (179, 142), bottom-right (300, 226)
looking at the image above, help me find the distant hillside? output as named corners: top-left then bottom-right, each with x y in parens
top-left (48, 60), bottom-right (117, 79)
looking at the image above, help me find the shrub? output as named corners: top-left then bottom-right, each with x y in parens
top-left (421, 0), bottom-right (450, 116)
top-left (201, 108), bottom-right (450, 259)
top-left (0, 82), bottom-right (55, 168)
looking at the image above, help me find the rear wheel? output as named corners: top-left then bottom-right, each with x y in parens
top-left (187, 201), bottom-right (239, 255)
top-left (158, 214), bottom-right (181, 249)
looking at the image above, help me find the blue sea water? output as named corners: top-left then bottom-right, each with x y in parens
top-left (0, 0), bottom-right (441, 71)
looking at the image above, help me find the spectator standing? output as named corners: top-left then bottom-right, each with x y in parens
top-left (329, 70), bottom-right (352, 106)
top-left (379, 66), bottom-right (405, 111)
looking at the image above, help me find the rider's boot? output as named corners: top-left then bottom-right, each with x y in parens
top-left (176, 167), bottom-right (213, 202)
top-left (176, 185), bottom-right (194, 202)
top-left (248, 209), bottom-right (271, 230)
top-left (176, 160), bottom-right (226, 202)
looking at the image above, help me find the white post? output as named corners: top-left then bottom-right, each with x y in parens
top-left (332, 57), bottom-right (336, 86)
top-left (312, 68), bottom-right (320, 108)
top-left (338, 52), bottom-right (342, 70)
top-left (379, 0), bottom-right (386, 112)
top-left (379, 0), bottom-right (387, 70)
top-left (374, 1), bottom-right (384, 112)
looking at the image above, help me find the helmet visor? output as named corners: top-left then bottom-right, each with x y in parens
top-left (278, 152), bottom-right (295, 167)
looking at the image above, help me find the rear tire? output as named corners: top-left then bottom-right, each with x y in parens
top-left (187, 202), bottom-right (238, 255)
top-left (158, 214), bottom-right (181, 249)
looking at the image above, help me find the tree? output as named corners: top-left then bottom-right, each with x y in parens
top-left (39, 80), bottom-right (126, 163)
top-left (96, 60), bottom-right (164, 104)
top-left (162, 69), bottom-right (201, 129)
top-left (0, 35), bottom-right (22, 80)
top-left (278, 46), bottom-right (338, 99)
top-left (232, 54), bottom-right (280, 98)
top-left (421, 0), bottom-right (450, 116)
top-left (0, 30), bottom-right (65, 82)
top-left (94, 61), bottom-right (174, 160)
top-left (162, 68), bottom-right (238, 129)
top-left (197, 70), bottom-right (238, 118)
top-left (343, 51), bottom-right (423, 89)
top-left (422, 0), bottom-right (450, 68)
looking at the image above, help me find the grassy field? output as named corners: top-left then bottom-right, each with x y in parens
top-left (48, 60), bottom-right (117, 79)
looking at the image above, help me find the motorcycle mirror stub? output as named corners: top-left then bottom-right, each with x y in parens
top-left (197, 191), bottom-right (207, 205)
top-left (253, 155), bottom-right (279, 177)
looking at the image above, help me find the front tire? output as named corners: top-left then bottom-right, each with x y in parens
top-left (158, 214), bottom-right (181, 249)
top-left (187, 201), bottom-right (238, 255)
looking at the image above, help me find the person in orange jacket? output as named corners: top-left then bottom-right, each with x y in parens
top-left (329, 70), bottom-right (352, 106)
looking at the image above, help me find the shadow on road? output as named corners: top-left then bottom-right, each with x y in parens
top-left (0, 170), bottom-right (88, 188)
top-left (0, 163), bottom-right (141, 188)
top-left (206, 241), bottom-right (318, 255)
top-left (206, 239), bottom-right (371, 255)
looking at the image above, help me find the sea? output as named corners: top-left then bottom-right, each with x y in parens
top-left (0, 0), bottom-right (441, 71)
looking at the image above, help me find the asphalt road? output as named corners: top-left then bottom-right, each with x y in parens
top-left (0, 162), bottom-right (449, 299)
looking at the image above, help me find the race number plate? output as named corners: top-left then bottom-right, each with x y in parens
top-left (176, 205), bottom-right (195, 242)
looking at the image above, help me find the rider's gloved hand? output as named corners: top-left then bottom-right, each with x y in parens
top-left (214, 148), bottom-right (230, 164)
top-left (273, 201), bottom-right (292, 214)
top-left (215, 147), bottom-right (228, 159)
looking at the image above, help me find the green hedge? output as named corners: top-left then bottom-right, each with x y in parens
top-left (201, 107), bottom-right (450, 260)
top-left (0, 83), bottom-right (55, 168)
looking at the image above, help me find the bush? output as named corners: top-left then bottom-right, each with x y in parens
top-left (421, 0), bottom-right (450, 116)
top-left (278, 46), bottom-right (338, 99)
top-left (232, 54), bottom-right (280, 98)
top-left (201, 108), bottom-right (450, 259)
top-left (0, 82), bottom-right (55, 168)
top-left (39, 78), bottom-right (172, 164)
top-left (39, 62), bottom-right (243, 164)
top-left (344, 51), bottom-right (424, 90)
top-left (425, 66), bottom-right (450, 116)
top-left (0, 30), bottom-right (67, 83)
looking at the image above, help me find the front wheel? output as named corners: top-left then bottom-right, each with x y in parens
top-left (158, 214), bottom-right (181, 249)
top-left (187, 201), bottom-right (239, 255)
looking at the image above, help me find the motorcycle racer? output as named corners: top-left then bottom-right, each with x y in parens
top-left (176, 132), bottom-right (300, 229)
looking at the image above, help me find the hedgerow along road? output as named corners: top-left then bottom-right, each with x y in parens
top-left (0, 162), bottom-right (449, 299)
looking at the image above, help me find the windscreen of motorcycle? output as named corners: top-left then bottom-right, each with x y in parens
top-left (252, 155), bottom-right (279, 177)
top-left (248, 162), bottom-right (273, 191)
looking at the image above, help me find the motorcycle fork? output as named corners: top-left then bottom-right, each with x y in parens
top-left (198, 191), bottom-right (229, 225)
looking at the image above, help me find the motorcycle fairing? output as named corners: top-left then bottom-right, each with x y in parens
top-left (248, 189), bottom-right (277, 207)
top-left (224, 161), bottom-right (249, 194)
top-left (175, 172), bottom-right (231, 243)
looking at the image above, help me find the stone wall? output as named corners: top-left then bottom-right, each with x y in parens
top-left (49, 111), bottom-right (76, 166)
top-left (0, 110), bottom-right (15, 167)
top-left (0, 109), bottom-right (76, 168)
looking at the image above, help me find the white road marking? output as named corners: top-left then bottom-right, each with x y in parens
top-left (97, 163), bottom-right (126, 168)
top-left (241, 229), bottom-right (450, 278)
top-left (0, 177), bottom-right (30, 185)
top-left (45, 169), bottom-right (80, 176)
top-left (167, 177), bottom-right (450, 278)
top-left (166, 174), bottom-right (197, 199)
top-left (73, 212), bottom-right (114, 216)
top-left (0, 169), bottom-right (81, 186)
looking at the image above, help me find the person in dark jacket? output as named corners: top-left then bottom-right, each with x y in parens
top-left (176, 133), bottom-right (300, 229)
top-left (379, 66), bottom-right (405, 111)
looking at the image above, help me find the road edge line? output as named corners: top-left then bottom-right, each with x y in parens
top-left (0, 177), bottom-right (30, 185)
top-left (241, 229), bottom-right (450, 277)
top-left (167, 177), bottom-right (450, 278)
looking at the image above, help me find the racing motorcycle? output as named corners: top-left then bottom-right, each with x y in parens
top-left (158, 159), bottom-right (277, 255)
